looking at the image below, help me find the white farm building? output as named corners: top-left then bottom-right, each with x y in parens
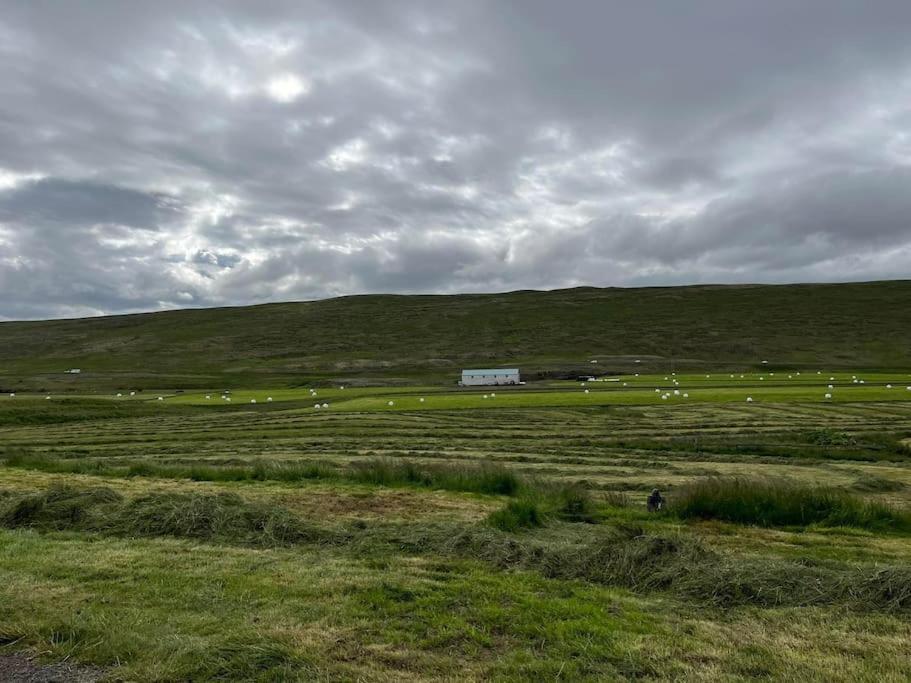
top-left (461, 368), bottom-right (520, 386)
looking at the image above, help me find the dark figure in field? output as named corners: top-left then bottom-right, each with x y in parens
top-left (647, 488), bottom-right (664, 512)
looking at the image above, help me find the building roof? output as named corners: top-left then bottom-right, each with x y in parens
top-left (461, 368), bottom-right (520, 376)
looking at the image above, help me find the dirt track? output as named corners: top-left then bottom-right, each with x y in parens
top-left (0, 654), bottom-right (102, 683)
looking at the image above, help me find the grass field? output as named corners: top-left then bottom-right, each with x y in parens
top-left (2, 280), bottom-right (911, 391)
top-left (9, 371), bottom-right (911, 410)
top-left (2, 366), bottom-right (911, 680)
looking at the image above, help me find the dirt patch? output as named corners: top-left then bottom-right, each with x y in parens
top-left (0, 653), bottom-right (103, 683)
top-left (273, 487), bottom-right (497, 521)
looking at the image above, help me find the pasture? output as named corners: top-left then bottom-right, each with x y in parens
top-left (2, 370), bottom-right (911, 680)
top-left (3, 281), bottom-right (911, 392)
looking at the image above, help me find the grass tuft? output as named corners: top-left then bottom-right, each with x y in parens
top-left (181, 635), bottom-right (313, 681)
top-left (548, 485), bottom-right (598, 523)
top-left (486, 500), bottom-right (544, 532)
top-left (351, 458), bottom-right (521, 495)
top-left (670, 477), bottom-right (911, 531)
top-left (804, 428), bottom-right (857, 447)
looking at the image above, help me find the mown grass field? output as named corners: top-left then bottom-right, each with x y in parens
top-left (2, 369), bottom-right (911, 680)
top-left (10, 370), bottom-right (911, 409)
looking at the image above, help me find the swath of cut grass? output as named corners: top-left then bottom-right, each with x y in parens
top-left (116, 492), bottom-right (320, 545)
top-left (3, 450), bottom-right (107, 476)
top-left (0, 485), bottom-right (322, 546)
top-left (5, 485), bottom-right (911, 613)
top-left (0, 484), bottom-right (123, 530)
top-left (851, 474), bottom-right (906, 493)
top-left (441, 523), bottom-right (911, 610)
top-left (670, 477), bottom-right (911, 531)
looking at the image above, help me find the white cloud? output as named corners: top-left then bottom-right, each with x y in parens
top-left (0, 169), bottom-right (45, 191)
top-left (265, 73), bottom-right (309, 102)
top-left (321, 138), bottom-right (368, 171)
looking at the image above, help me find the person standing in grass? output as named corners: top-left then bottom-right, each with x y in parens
top-left (647, 488), bottom-right (664, 512)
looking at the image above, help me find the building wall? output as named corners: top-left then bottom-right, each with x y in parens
top-left (461, 372), bottom-right (519, 386)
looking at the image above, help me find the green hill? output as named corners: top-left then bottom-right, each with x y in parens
top-left (1, 281), bottom-right (910, 390)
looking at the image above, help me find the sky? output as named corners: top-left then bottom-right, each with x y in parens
top-left (1, 1), bottom-right (910, 320)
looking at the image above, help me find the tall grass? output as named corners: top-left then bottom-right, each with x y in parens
top-left (2, 452), bottom-right (340, 483)
top-left (484, 484), bottom-right (598, 532)
top-left (670, 477), bottom-right (911, 531)
top-left (350, 458), bottom-right (521, 495)
top-left (2, 451), bottom-right (522, 496)
top-left (547, 484), bottom-right (598, 523)
top-left (486, 499), bottom-right (544, 532)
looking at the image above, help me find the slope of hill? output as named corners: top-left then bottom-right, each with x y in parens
top-left (1, 281), bottom-right (910, 389)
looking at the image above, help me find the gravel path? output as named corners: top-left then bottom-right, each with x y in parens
top-left (0, 654), bottom-right (103, 683)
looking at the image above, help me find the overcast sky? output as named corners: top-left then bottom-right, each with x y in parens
top-left (1, 1), bottom-right (910, 319)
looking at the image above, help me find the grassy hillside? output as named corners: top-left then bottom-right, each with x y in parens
top-left (1, 280), bottom-right (910, 389)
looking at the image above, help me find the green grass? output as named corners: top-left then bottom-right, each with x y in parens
top-left (0, 485), bottom-right (322, 546)
top-left (3, 281), bottom-right (911, 679)
top-left (5, 369), bottom-right (911, 419)
top-left (2, 452), bottom-right (525, 497)
top-left (349, 458), bottom-right (521, 495)
top-left (486, 499), bottom-right (545, 532)
top-left (2, 280), bottom-right (911, 391)
top-left (5, 480), bottom-right (911, 614)
top-left (0, 398), bottom-right (187, 426)
top-left (2, 378), bottom-right (911, 679)
top-left (12, 530), bottom-right (910, 681)
top-left (484, 485), bottom-right (596, 530)
top-left (327, 384), bottom-right (911, 411)
top-left (851, 474), bottom-right (907, 493)
top-left (548, 484), bottom-right (599, 523)
top-left (670, 477), bottom-right (911, 531)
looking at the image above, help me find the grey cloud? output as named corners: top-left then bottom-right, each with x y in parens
top-left (0, 1), bottom-right (910, 319)
top-left (192, 249), bottom-right (242, 269)
top-left (0, 179), bottom-right (180, 229)
top-left (581, 168), bottom-right (911, 269)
